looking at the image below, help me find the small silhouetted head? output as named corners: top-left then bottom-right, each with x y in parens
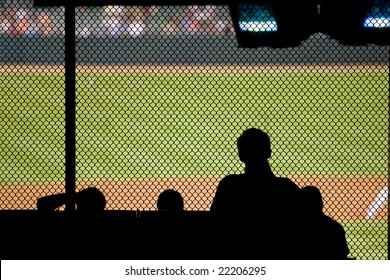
top-left (237, 128), bottom-right (271, 164)
top-left (301, 186), bottom-right (323, 214)
top-left (76, 187), bottom-right (106, 212)
top-left (157, 189), bottom-right (184, 212)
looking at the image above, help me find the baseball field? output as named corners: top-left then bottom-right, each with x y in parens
top-left (0, 63), bottom-right (388, 259)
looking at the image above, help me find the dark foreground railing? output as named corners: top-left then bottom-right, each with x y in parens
top-left (0, 210), bottom-right (214, 260)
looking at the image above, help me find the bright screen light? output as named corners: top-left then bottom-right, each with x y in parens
top-left (238, 3), bottom-right (278, 32)
top-left (363, 0), bottom-right (390, 28)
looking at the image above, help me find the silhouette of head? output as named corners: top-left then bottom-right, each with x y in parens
top-left (301, 186), bottom-right (323, 215)
top-left (237, 128), bottom-right (271, 165)
top-left (157, 189), bottom-right (184, 212)
top-left (76, 187), bottom-right (106, 212)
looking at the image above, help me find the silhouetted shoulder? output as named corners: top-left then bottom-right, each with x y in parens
top-left (210, 174), bottom-right (244, 214)
top-left (273, 177), bottom-right (301, 205)
top-left (215, 174), bottom-right (245, 192)
top-left (220, 174), bottom-right (244, 183)
top-left (275, 177), bottom-right (300, 191)
top-left (323, 215), bottom-right (350, 258)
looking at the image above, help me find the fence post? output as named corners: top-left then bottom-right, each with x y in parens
top-left (65, 4), bottom-right (76, 212)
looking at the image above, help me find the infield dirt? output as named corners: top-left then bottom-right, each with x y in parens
top-left (1, 175), bottom-right (387, 220)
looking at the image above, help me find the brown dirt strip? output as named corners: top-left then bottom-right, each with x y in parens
top-left (1, 175), bottom-right (387, 221)
top-left (1, 63), bottom-right (389, 74)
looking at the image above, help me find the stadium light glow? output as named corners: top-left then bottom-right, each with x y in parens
top-left (238, 3), bottom-right (278, 32)
top-left (230, 0), bottom-right (389, 47)
top-left (230, 0), bottom-right (318, 48)
top-left (363, 0), bottom-right (390, 28)
top-left (319, 0), bottom-right (390, 45)
top-left (238, 21), bottom-right (278, 32)
top-left (364, 17), bottom-right (390, 28)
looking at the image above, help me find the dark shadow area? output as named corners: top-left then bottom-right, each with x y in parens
top-left (0, 209), bottom-right (213, 260)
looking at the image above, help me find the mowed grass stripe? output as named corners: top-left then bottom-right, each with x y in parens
top-left (1, 71), bottom-right (388, 184)
top-left (1, 72), bottom-right (65, 185)
top-left (341, 220), bottom-right (388, 260)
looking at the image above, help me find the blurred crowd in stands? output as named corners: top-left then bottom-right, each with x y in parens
top-left (0, 1), bottom-right (235, 37)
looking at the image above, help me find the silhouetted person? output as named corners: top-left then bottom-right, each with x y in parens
top-left (155, 189), bottom-right (184, 232)
top-left (299, 186), bottom-right (350, 260)
top-left (36, 187), bottom-right (107, 258)
top-left (210, 128), bottom-right (301, 259)
top-left (157, 189), bottom-right (184, 212)
top-left (140, 189), bottom-right (186, 258)
top-left (37, 187), bottom-right (106, 213)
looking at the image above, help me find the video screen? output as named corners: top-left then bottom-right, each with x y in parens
top-left (238, 2), bottom-right (278, 32)
top-left (363, 0), bottom-right (390, 28)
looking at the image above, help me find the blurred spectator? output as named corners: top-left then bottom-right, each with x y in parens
top-left (124, 6), bottom-right (148, 37)
top-left (1, 1), bottom-right (63, 36)
top-left (76, 6), bottom-right (92, 38)
top-left (215, 19), bottom-right (234, 36)
top-left (194, 5), bottom-right (217, 34)
top-left (182, 6), bottom-right (202, 34)
top-left (163, 15), bottom-right (181, 35)
top-left (7, 3), bottom-right (30, 35)
top-left (103, 5), bottom-right (126, 36)
top-left (0, 10), bottom-right (11, 34)
top-left (0, 2), bottom-right (233, 37)
top-left (36, 11), bottom-right (57, 36)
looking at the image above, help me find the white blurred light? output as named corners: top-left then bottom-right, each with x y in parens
top-left (239, 21), bottom-right (278, 32)
top-left (363, 17), bottom-right (390, 28)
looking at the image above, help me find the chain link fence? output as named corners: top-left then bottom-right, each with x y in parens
top-left (0, 0), bottom-right (388, 259)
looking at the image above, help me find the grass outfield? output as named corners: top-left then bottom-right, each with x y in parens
top-left (341, 220), bottom-right (388, 260)
top-left (1, 69), bottom-right (387, 184)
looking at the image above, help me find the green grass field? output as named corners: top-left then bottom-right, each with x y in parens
top-left (0, 66), bottom-right (388, 259)
top-left (342, 220), bottom-right (388, 260)
top-left (1, 69), bottom-right (387, 183)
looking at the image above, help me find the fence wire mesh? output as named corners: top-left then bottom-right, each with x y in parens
top-left (0, 0), bottom-right (388, 259)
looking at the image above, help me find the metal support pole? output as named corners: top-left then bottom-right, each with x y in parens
top-left (65, 5), bottom-right (76, 212)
